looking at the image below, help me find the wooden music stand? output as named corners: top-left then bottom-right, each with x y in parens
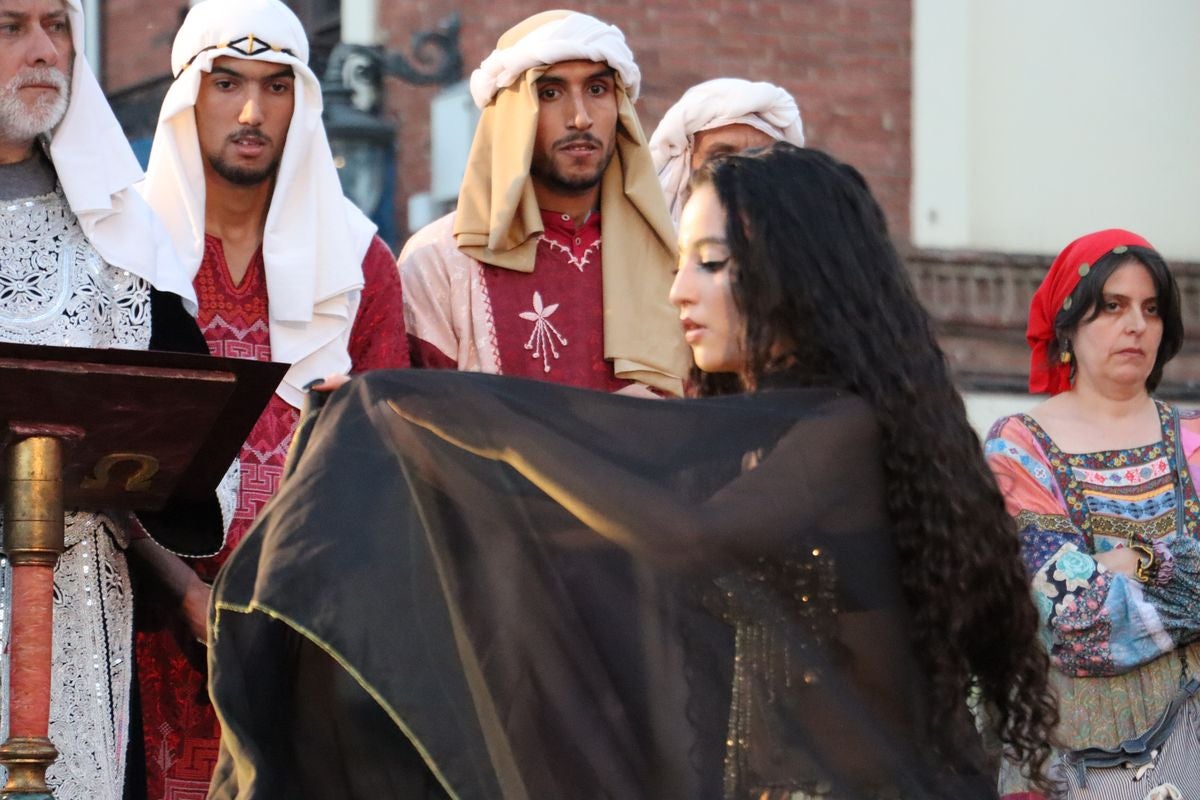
top-left (0, 342), bottom-right (287, 798)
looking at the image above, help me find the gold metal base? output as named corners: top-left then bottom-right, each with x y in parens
top-left (3, 436), bottom-right (65, 564)
top-left (0, 736), bottom-right (57, 797)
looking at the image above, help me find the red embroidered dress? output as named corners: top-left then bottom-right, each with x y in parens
top-left (482, 211), bottom-right (626, 391)
top-left (134, 234), bottom-right (408, 800)
top-left (406, 210), bottom-right (629, 392)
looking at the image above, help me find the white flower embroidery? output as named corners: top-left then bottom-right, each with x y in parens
top-left (520, 291), bottom-right (568, 373)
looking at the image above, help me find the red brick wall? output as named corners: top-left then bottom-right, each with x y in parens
top-left (99, 1), bottom-right (912, 246)
top-left (101, 0), bottom-right (184, 91)
top-left (379, 0), bottom-right (912, 243)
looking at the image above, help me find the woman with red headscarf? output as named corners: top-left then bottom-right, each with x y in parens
top-left (986, 230), bottom-right (1200, 798)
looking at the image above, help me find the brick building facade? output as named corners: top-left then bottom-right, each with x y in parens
top-left (377, 0), bottom-right (912, 246)
top-left (101, 0), bottom-right (912, 244)
top-left (96, 1), bottom-right (1200, 401)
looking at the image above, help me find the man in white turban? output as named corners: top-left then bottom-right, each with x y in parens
top-left (134, 0), bottom-right (409, 795)
top-left (399, 10), bottom-right (687, 397)
top-left (649, 77), bottom-right (805, 226)
top-left (0, 1), bottom-right (219, 798)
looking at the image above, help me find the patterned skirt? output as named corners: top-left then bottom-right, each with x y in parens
top-left (999, 640), bottom-right (1200, 798)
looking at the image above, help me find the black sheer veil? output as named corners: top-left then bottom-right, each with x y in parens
top-left (207, 370), bottom-right (992, 800)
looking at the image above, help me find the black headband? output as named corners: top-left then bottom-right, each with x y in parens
top-left (174, 34), bottom-right (296, 80)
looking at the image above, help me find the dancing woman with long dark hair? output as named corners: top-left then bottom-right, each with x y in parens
top-left (205, 144), bottom-right (1057, 800)
top-left (670, 144), bottom-right (1059, 796)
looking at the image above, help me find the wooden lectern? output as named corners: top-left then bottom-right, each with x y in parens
top-left (0, 342), bottom-right (287, 799)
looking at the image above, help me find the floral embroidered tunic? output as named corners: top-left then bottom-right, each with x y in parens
top-left (400, 210), bottom-right (630, 392)
top-left (985, 402), bottom-right (1200, 798)
top-left (0, 182), bottom-right (151, 800)
top-left (134, 233), bottom-right (408, 800)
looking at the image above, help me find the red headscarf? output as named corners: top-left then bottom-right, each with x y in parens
top-left (1027, 228), bottom-right (1155, 395)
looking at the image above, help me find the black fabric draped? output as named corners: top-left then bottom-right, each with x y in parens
top-left (138, 287), bottom-right (225, 555)
top-left (206, 370), bottom-right (994, 800)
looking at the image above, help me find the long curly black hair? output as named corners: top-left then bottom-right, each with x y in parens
top-left (689, 143), bottom-right (1058, 790)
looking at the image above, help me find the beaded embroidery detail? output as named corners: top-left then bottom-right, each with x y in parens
top-left (0, 189), bottom-right (150, 349)
top-left (715, 541), bottom-right (838, 799)
top-left (0, 188), bottom-right (147, 799)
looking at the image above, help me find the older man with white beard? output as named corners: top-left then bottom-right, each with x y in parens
top-left (0, 2), bottom-right (212, 799)
top-left (0, 12), bottom-right (69, 151)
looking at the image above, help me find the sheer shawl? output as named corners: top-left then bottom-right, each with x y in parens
top-left (207, 370), bottom-right (992, 800)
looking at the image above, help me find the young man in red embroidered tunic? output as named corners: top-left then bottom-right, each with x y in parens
top-left (399, 10), bottom-right (688, 396)
top-left (131, 0), bottom-right (409, 797)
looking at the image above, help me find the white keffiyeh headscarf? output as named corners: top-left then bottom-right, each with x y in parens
top-left (139, 0), bottom-right (376, 407)
top-left (649, 78), bottom-right (805, 225)
top-left (47, 1), bottom-right (195, 307)
top-left (468, 11), bottom-right (641, 108)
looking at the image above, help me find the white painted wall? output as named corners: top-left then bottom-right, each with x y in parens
top-left (82, 0), bottom-right (101, 76)
top-left (341, 0), bottom-right (378, 46)
top-left (912, 0), bottom-right (970, 247)
top-left (963, 392), bottom-right (1038, 441)
top-left (913, 0), bottom-right (1200, 261)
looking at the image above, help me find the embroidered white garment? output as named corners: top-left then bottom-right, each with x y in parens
top-left (140, 0), bottom-right (375, 407)
top-left (0, 189), bottom-right (150, 347)
top-left (0, 188), bottom-right (149, 800)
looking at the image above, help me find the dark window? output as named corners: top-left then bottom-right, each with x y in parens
top-left (287, 0), bottom-right (340, 29)
top-left (286, 0), bottom-right (340, 75)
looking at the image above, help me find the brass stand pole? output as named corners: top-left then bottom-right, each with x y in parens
top-left (0, 436), bottom-right (65, 800)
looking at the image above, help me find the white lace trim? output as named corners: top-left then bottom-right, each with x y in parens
top-left (217, 459), bottom-right (241, 536)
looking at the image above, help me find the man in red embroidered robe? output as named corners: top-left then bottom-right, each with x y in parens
top-left (399, 10), bottom-right (688, 396)
top-left (130, 1), bottom-right (408, 796)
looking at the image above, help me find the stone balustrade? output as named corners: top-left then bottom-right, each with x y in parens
top-left (904, 249), bottom-right (1200, 399)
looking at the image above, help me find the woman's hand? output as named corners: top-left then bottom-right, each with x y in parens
top-left (310, 373), bottom-right (350, 393)
top-left (181, 578), bottom-right (212, 644)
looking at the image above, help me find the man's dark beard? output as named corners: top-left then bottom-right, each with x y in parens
top-left (207, 154), bottom-right (281, 187)
top-left (529, 137), bottom-right (615, 196)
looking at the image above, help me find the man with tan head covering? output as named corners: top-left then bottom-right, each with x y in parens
top-left (134, 0), bottom-right (409, 795)
top-left (650, 77), bottom-right (805, 226)
top-left (0, 2), bottom-right (221, 798)
top-left (400, 10), bottom-right (687, 396)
